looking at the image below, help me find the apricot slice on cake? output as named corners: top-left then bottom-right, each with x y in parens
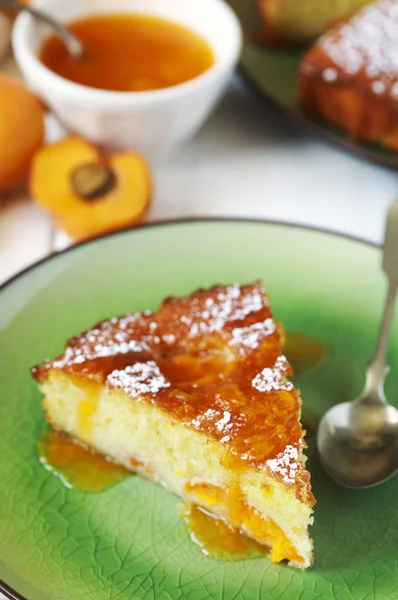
top-left (29, 136), bottom-right (152, 241)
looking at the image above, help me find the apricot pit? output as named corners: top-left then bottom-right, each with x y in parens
top-left (71, 162), bottom-right (116, 200)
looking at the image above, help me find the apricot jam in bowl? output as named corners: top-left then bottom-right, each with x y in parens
top-left (13, 0), bottom-right (242, 157)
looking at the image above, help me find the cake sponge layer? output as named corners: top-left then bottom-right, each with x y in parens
top-left (41, 371), bottom-right (314, 568)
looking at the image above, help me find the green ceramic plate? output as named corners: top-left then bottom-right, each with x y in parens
top-left (1, 219), bottom-right (398, 600)
top-left (227, 1), bottom-right (398, 170)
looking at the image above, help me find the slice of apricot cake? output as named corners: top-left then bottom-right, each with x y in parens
top-left (32, 283), bottom-right (315, 568)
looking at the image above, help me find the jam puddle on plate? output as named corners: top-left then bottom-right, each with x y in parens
top-left (285, 332), bottom-right (329, 376)
top-left (182, 503), bottom-right (269, 560)
top-left (38, 429), bottom-right (130, 492)
top-left (38, 434), bottom-right (270, 561)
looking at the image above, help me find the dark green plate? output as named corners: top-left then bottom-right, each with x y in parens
top-left (227, 0), bottom-right (398, 170)
top-left (1, 219), bottom-right (398, 600)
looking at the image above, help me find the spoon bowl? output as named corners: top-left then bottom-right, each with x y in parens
top-left (317, 200), bottom-right (398, 488)
top-left (318, 400), bottom-right (398, 488)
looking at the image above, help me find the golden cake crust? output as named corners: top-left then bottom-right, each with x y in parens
top-left (300, 0), bottom-right (398, 150)
top-left (32, 283), bottom-right (314, 507)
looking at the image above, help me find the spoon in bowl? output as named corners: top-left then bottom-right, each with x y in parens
top-left (1, 0), bottom-right (83, 59)
top-left (317, 200), bottom-right (398, 488)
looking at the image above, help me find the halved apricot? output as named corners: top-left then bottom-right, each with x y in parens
top-left (29, 136), bottom-right (152, 241)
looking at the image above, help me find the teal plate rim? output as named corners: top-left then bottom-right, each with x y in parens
top-left (0, 216), bottom-right (380, 600)
top-left (0, 580), bottom-right (21, 600)
top-left (0, 217), bottom-right (380, 297)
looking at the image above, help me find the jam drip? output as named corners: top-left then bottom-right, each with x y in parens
top-left (182, 503), bottom-right (268, 560)
top-left (39, 429), bottom-right (129, 492)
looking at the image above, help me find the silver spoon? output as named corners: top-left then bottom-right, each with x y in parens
top-left (1, 0), bottom-right (84, 59)
top-left (317, 200), bottom-right (398, 488)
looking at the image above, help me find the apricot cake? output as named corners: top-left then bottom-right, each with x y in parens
top-left (257, 0), bottom-right (372, 43)
top-left (300, 0), bottom-right (398, 150)
top-left (32, 283), bottom-right (315, 568)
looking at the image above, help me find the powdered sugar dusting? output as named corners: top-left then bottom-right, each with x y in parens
top-left (52, 314), bottom-right (151, 369)
top-left (50, 310), bottom-right (167, 370)
top-left (188, 284), bottom-right (268, 338)
top-left (52, 347), bottom-right (86, 368)
top-left (216, 410), bottom-right (232, 433)
top-left (47, 284), bottom-right (271, 374)
top-left (252, 356), bottom-right (293, 393)
top-left (93, 339), bottom-right (148, 357)
top-left (191, 408), bottom-right (234, 438)
top-left (266, 444), bottom-right (300, 484)
top-left (52, 340), bottom-right (148, 368)
top-left (322, 67), bottom-right (338, 82)
top-left (116, 312), bottom-right (147, 330)
top-left (230, 318), bottom-right (276, 351)
top-left (107, 361), bottom-right (170, 398)
top-left (321, 0), bottom-right (398, 95)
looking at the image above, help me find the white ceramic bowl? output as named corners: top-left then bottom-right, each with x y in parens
top-left (13, 0), bottom-right (242, 158)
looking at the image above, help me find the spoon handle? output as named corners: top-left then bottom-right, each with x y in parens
top-left (0, 0), bottom-right (83, 59)
top-left (363, 201), bottom-right (398, 399)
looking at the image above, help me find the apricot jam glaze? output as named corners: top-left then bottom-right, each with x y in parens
top-left (182, 503), bottom-right (269, 560)
top-left (39, 429), bottom-right (129, 492)
top-left (40, 14), bottom-right (215, 92)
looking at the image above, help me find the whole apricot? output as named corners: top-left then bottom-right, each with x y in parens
top-left (0, 74), bottom-right (44, 193)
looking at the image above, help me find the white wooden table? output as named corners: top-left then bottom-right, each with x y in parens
top-left (1, 73), bottom-right (397, 288)
top-left (1, 66), bottom-right (397, 599)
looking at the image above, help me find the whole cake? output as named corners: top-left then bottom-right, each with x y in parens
top-left (32, 283), bottom-right (315, 568)
top-left (257, 0), bottom-right (372, 43)
top-left (300, 0), bottom-right (398, 150)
